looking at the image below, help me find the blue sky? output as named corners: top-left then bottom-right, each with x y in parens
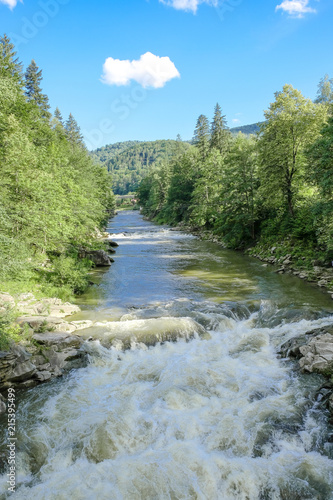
top-left (1, 0), bottom-right (332, 149)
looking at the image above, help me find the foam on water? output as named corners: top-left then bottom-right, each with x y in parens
top-left (1, 302), bottom-right (333, 499)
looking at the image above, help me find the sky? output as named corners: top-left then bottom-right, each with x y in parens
top-left (0, 0), bottom-right (332, 150)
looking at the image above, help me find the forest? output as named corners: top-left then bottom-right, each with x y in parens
top-left (0, 35), bottom-right (114, 305)
top-left (92, 139), bottom-right (191, 195)
top-left (138, 77), bottom-right (333, 268)
top-left (90, 125), bottom-right (260, 196)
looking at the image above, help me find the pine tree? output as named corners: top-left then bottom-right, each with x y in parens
top-left (210, 103), bottom-right (230, 155)
top-left (65, 113), bottom-right (85, 148)
top-left (0, 34), bottom-right (22, 81)
top-left (54, 107), bottom-right (63, 124)
top-left (193, 114), bottom-right (210, 161)
top-left (25, 59), bottom-right (51, 118)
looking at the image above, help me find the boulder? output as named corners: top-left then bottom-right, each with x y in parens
top-left (0, 346), bottom-right (37, 388)
top-left (47, 347), bottom-right (87, 373)
top-left (80, 249), bottom-right (112, 266)
top-left (279, 326), bottom-right (333, 376)
top-left (32, 331), bottom-right (83, 349)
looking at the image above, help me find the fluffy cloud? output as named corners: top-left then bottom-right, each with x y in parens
top-left (101, 52), bottom-right (180, 89)
top-left (232, 118), bottom-right (241, 124)
top-left (159, 0), bottom-right (218, 14)
top-left (275, 0), bottom-right (317, 17)
top-left (0, 0), bottom-right (21, 9)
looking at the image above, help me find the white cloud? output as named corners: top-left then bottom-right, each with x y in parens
top-left (159, 0), bottom-right (218, 14)
top-left (275, 0), bottom-right (317, 17)
top-left (101, 52), bottom-right (180, 89)
top-left (0, 0), bottom-right (21, 9)
top-left (232, 118), bottom-right (241, 124)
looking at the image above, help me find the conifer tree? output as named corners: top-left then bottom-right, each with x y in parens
top-left (193, 114), bottom-right (210, 161)
top-left (54, 107), bottom-right (63, 124)
top-left (65, 113), bottom-right (85, 148)
top-left (210, 103), bottom-right (230, 155)
top-left (25, 59), bottom-right (51, 118)
top-left (0, 34), bottom-right (22, 81)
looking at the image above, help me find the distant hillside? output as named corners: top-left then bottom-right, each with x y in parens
top-left (91, 141), bottom-right (142, 165)
top-left (230, 122), bottom-right (264, 136)
top-left (92, 140), bottom-right (191, 195)
top-left (91, 124), bottom-right (262, 195)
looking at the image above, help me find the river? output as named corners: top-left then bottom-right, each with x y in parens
top-left (1, 210), bottom-right (333, 499)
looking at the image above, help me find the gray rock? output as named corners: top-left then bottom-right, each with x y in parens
top-left (48, 347), bottom-right (87, 373)
top-left (80, 249), bottom-right (112, 266)
top-left (297, 332), bottom-right (333, 374)
top-left (16, 295), bottom-right (80, 318)
top-left (16, 316), bottom-right (62, 331)
top-left (32, 332), bottom-right (82, 349)
top-left (35, 371), bottom-right (52, 382)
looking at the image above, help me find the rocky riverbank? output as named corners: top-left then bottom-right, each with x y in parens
top-left (0, 292), bottom-right (89, 413)
top-left (0, 235), bottom-right (120, 413)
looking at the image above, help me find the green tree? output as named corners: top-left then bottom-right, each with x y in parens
top-left (190, 149), bottom-right (224, 228)
top-left (65, 113), bottom-right (85, 148)
top-left (258, 84), bottom-right (326, 217)
top-left (210, 103), bottom-right (231, 155)
top-left (315, 74), bottom-right (333, 106)
top-left (193, 114), bottom-right (210, 161)
top-left (217, 134), bottom-right (259, 244)
top-left (25, 59), bottom-right (51, 118)
top-left (307, 107), bottom-right (333, 197)
top-left (54, 107), bottom-right (63, 124)
top-left (0, 34), bottom-right (22, 81)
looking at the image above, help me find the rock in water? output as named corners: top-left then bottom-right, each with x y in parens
top-left (80, 249), bottom-right (112, 266)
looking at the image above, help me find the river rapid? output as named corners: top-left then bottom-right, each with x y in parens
top-left (1, 210), bottom-right (333, 499)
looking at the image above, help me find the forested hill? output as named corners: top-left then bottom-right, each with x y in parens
top-left (91, 141), bottom-right (142, 165)
top-left (230, 122), bottom-right (264, 135)
top-left (91, 140), bottom-right (191, 195)
top-left (91, 124), bottom-right (262, 195)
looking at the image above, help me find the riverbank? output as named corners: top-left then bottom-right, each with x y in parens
top-left (0, 232), bottom-right (120, 413)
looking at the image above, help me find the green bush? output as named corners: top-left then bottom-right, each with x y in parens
top-left (0, 308), bottom-right (22, 351)
top-left (43, 255), bottom-right (92, 295)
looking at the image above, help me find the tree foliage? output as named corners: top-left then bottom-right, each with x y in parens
top-left (0, 35), bottom-right (115, 296)
top-left (137, 85), bottom-right (333, 260)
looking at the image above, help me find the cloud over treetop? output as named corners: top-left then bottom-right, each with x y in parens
top-left (101, 52), bottom-right (180, 89)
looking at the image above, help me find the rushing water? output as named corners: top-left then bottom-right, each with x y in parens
top-left (1, 210), bottom-right (333, 499)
